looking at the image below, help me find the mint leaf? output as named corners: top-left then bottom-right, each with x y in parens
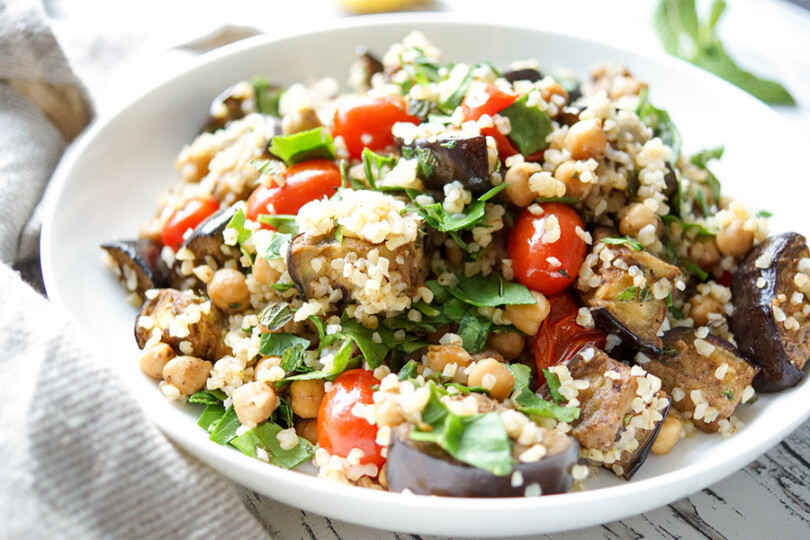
top-left (197, 403), bottom-right (226, 432)
top-left (268, 127), bottom-right (336, 165)
top-left (508, 363), bottom-right (580, 423)
top-left (602, 237), bottom-right (644, 251)
top-left (209, 406), bottom-right (241, 445)
top-left (251, 76), bottom-right (284, 116)
top-left (449, 273), bottom-right (535, 307)
top-left (499, 94), bottom-right (553, 156)
top-left (257, 303), bottom-right (293, 332)
top-left (543, 368), bottom-right (565, 404)
top-left (230, 421), bottom-right (315, 469)
top-left (189, 390), bottom-right (226, 405)
top-left (259, 333), bottom-right (310, 357)
top-left (361, 148), bottom-right (397, 189)
top-left (258, 215), bottom-right (299, 235)
top-left (263, 232), bottom-right (292, 260)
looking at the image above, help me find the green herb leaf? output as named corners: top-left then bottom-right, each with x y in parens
top-left (361, 148), bottom-right (397, 189)
top-left (439, 65), bottom-right (474, 113)
top-left (449, 273), bottom-right (536, 307)
top-left (276, 370), bottom-right (329, 386)
top-left (270, 282), bottom-right (295, 292)
top-left (230, 421), bottom-right (315, 469)
top-left (189, 389), bottom-right (226, 405)
top-left (271, 397), bottom-right (295, 429)
top-left (661, 214), bottom-right (718, 237)
top-left (409, 383), bottom-right (513, 475)
top-left (263, 232), bottom-right (292, 260)
top-left (250, 159), bottom-right (285, 177)
top-left (636, 88), bottom-right (682, 161)
top-left (616, 285), bottom-right (655, 303)
top-left (536, 196), bottom-right (579, 205)
top-left (602, 236), bottom-right (644, 251)
top-left (682, 259), bottom-right (709, 281)
top-left (508, 363), bottom-right (532, 392)
top-left (258, 215), bottom-right (299, 235)
top-left (226, 208), bottom-right (253, 260)
top-left (724, 389), bottom-right (734, 401)
top-left (257, 303), bottom-right (293, 331)
top-left (512, 387), bottom-right (581, 423)
top-left (259, 333), bottom-right (310, 357)
top-left (478, 182), bottom-right (509, 202)
top-left (756, 210), bottom-right (772, 219)
top-left (251, 76), bottom-right (284, 116)
top-left (398, 359), bottom-right (420, 381)
top-left (456, 306), bottom-right (492, 354)
top-left (209, 406), bottom-right (241, 445)
top-left (268, 127), bottom-right (336, 165)
top-left (543, 368), bottom-right (564, 404)
top-left (280, 345), bottom-right (307, 374)
top-left (499, 93), bottom-right (553, 156)
top-left (339, 316), bottom-right (389, 369)
top-left (197, 403), bottom-right (227, 432)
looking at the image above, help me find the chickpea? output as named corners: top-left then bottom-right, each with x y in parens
top-left (425, 344), bottom-right (473, 373)
top-left (564, 119), bottom-right (607, 161)
top-left (233, 381), bottom-right (278, 428)
top-left (295, 418), bottom-right (318, 445)
top-left (467, 358), bottom-right (515, 401)
top-left (609, 76), bottom-right (647, 99)
top-left (688, 294), bottom-right (724, 327)
top-left (162, 355), bottom-right (212, 395)
top-left (282, 107), bottom-right (322, 135)
top-left (486, 332), bottom-right (526, 361)
top-left (716, 220), bottom-right (754, 259)
top-left (378, 463), bottom-right (389, 489)
top-left (619, 202), bottom-right (661, 238)
top-left (252, 256), bottom-right (281, 285)
top-left (138, 342), bottom-right (175, 379)
top-left (688, 237), bottom-right (721, 271)
top-left (375, 397), bottom-right (405, 427)
top-left (651, 414), bottom-right (683, 455)
top-left (505, 290), bottom-right (550, 336)
top-left (539, 78), bottom-right (568, 103)
top-left (290, 379), bottom-right (326, 418)
top-left (207, 268), bottom-right (250, 310)
top-left (553, 160), bottom-right (591, 200)
top-left (254, 356), bottom-right (282, 382)
top-left (504, 162), bottom-right (542, 207)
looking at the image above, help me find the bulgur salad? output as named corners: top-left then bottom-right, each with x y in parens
top-left (102, 32), bottom-right (810, 497)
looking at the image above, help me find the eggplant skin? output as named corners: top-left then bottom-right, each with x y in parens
top-left (501, 68), bottom-right (543, 83)
top-left (101, 239), bottom-right (170, 298)
top-left (170, 206), bottom-right (238, 291)
top-left (398, 136), bottom-right (491, 198)
top-left (385, 426), bottom-right (579, 497)
top-left (730, 232), bottom-right (810, 392)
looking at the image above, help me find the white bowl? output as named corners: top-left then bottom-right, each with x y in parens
top-left (41, 14), bottom-right (810, 537)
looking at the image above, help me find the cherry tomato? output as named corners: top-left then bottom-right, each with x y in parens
top-left (161, 197), bottom-right (219, 251)
top-left (461, 82), bottom-right (518, 121)
top-left (508, 203), bottom-right (587, 295)
top-left (246, 159), bottom-right (341, 224)
top-left (317, 369), bottom-right (385, 469)
top-left (333, 96), bottom-right (419, 159)
top-left (532, 293), bottom-right (606, 385)
top-left (461, 82), bottom-right (520, 161)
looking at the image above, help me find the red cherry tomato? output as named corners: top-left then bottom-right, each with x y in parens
top-left (533, 293), bottom-right (606, 385)
top-left (461, 82), bottom-right (518, 121)
top-left (333, 96), bottom-right (419, 159)
top-left (461, 82), bottom-right (520, 161)
top-left (161, 197), bottom-right (219, 251)
top-left (508, 203), bottom-right (587, 296)
top-left (246, 159), bottom-right (341, 225)
top-left (317, 369), bottom-right (385, 469)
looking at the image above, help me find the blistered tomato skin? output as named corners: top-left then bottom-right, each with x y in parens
top-left (246, 159), bottom-right (341, 225)
top-left (317, 369), bottom-right (385, 468)
top-left (333, 96), bottom-right (419, 159)
top-left (161, 197), bottom-right (220, 251)
top-left (508, 203), bottom-right (587, 296)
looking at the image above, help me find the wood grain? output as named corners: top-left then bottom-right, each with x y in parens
top-left (238, 417), bottom-right (810, 539)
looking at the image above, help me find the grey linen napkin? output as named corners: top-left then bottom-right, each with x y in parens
top-left (0, 1), bottom-right (270, 537)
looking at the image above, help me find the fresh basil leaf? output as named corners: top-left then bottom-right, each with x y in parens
top-left (398, 359), bottom-right (420, 381)
top-left (499, 93), bottom-right (553, 156)
top-left (251, 76), bottom-right (284, 116)
top-left (449, 273), bottom-right (535, 307)
top-left (197, 403), bottom-right (226, 432)
top-left (602, 236), bottom-right (644, 251)
top-left (339, 316), bottom-right (389, 369)
top-left (258, 215), bottom-right (299, 235)
top-left (257, 303), bottom-right (293, 331)
top-left (209, 406), bottom-right (241, 444)
top-left (259, 333), bottom-right (310, 357)
top-left (636, 88), bottom-right (682, 161)
top-left (189, 390), bottom-right (226, 405)
top-left (410, 383), bottom-right (512, 475)
top-left (225, 208), bottom-right (253, 261)
top-left (263, 232), bottom-right (292, 260)
top-left (268, 127), bottom-right (336, 165)
top-left (230, 421), bottom-right (315, 469)
top-left (543, 369), bottom-right (564, 404)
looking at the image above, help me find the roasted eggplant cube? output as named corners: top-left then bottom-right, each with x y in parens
top-left (201, 82), bottom-right (258, 133)
top-left (287, 233), bottom-right (426, 300)
top-left (644, 328), bottom-right (758, 433)
top-left (730, 232), bottom-right (810, 392)
top-left (385, 423), bottom-right (579, 497)
top-left (135, 288), bottom-right (225, 361)
top-left (501, 67), bottom-right (543, 83)
top-left (397, 136), bottom-right (492, 198)
top-left (544, 347), bottom-right (670, 479)
top-left (170, 206), bottom-right (239, 291)
top-left (580, 245), bottom-right (681, 354)
top-left (101, 239), bottom-right (170, 300)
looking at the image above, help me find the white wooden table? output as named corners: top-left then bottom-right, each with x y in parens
top-left (46, 0), bottom-right (810, 536)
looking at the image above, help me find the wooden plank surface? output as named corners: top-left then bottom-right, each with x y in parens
top-left (239, 418), bottom-right (810, 539)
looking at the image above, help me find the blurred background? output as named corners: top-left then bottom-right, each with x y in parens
top-left (41, 0), bottom-right (810, 132)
